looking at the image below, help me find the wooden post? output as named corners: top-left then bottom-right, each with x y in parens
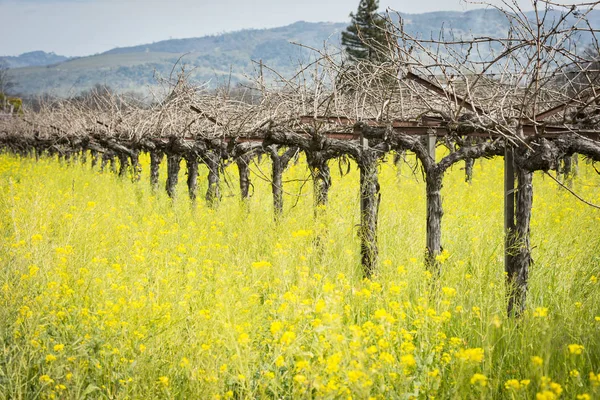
top-left (427, 130), bottom-right (436, 163)
top-left (425, 129), bottom-right (442, 272)
top-left (507, 166), bottom-right (533, 316)
top-left (504, 146), bottom-right (515, 272)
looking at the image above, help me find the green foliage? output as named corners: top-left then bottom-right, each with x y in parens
top-left (341, 0), bottom-right (389, 62)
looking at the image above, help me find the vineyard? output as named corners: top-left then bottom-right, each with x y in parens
top-left (2, 1), bottom-right (600, 399)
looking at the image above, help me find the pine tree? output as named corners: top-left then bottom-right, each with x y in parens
top-left (341, 0), bottom-right (388, 62)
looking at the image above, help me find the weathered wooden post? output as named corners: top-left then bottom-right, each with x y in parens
top-left (508, 165), bottom-right (533, 317)
top-left (425, 130), bottom-right (442, 273)
top-left (504, 137), bottom-right (533, 317)
top-left (504, 145), bottom-right (515, 271)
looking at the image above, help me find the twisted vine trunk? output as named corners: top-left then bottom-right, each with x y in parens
top-left (118, 153), bottom-right (129, 177)
top-left (506, 165), bottom-right (533, 317)
top-left (185, 153), bottom-right (199, 203)
top-left (165, 154), bottom-right (181, 199)
top-left (130, 151), bottom-right (141, 182)
top-left (465, 158), bottom-right (474, 183)
top-left (91, 150), bottom-right (98, 169)
top-left (100, 153), bottom-right (108, 172)
top-left (358, 151), bottom-right (380, 279)
top-left (204, 151), bottom-right (220, 207)
top-left (236, 155), bottom-right (252, 201)
top-left (267, 146), bottom-right (297, 220)
top-left (109, 155), bottom-right (117, 174)
top-left (306, 152), bottom-right (331, 215)
top-left (149, 150), bottom-right (162, 190)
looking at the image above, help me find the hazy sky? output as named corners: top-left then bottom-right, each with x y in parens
top-left (1, 0), bottom-right (536, 57)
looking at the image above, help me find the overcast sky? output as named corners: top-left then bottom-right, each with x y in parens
top-left (0, 0), bottom-right (537, 57)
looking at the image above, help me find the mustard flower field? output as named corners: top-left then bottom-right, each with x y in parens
top-left (1, 153), bottom-right (599, 399)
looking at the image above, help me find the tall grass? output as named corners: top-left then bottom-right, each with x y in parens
top-left (0, 153), bottom-right (599, 399)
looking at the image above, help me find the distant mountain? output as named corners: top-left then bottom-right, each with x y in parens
top-left (4, 9), bottom-right (600, 97)
top-left (0, 51), bottom-right (70, 69)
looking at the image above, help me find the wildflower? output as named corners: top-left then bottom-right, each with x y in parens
top-left (294, 374), bottom-right (307, 384)
top-left (568, 344), bottom-right (584, 355)
top-left (326, 353), bottom-right (342, 373)
top-left (531, 356), bottom-right (544, 366)
top-left (470, 373), bottom-right (488, 387)
top-left (45, 354), bottom-right (57, 363)
top-left (292, 229), bottom-right (312, 238)
top-left (39, 375), bottom-right (54, 384)
top-left (577, 395), bottom-right (591, 400)
top-left (280, 331), bottom-right (296, 346)
top-left (53, 344), bottom-right (64, 352)
top-left (270, 321), bottom-right (283, 336)
top-left (435, 250), bottom-right (450, 263)
top-left (179, 357), bottom-right (190, 368)
top-left (589, 372), bottom-right (599, 386)
top-left (456, 348), bottom-right (484, 363)
top-left (428, 369), bottom-right (440, 378)
top-left (237, 333), bottom-right (250, 345)
top-left (348, 370), bottom-right (364, 383)
top-left (505, 379), bottom-right (522, 390)
top-left (536, 390), bottom-right (557, 400)
top-left (296, 360), bottom-right (309, 371)
top-left (533, 307), bottom-right (549, 317)
top-left (158, 376), bottom-right (169, 387)
top-left (570, 369), bottom-right (580, 378)
top-left (400, 354), bottom-right (416, 368)
top-left (251, 261), bottom-right (271, 269)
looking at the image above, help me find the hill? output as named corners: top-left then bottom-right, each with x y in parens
top-left (4, 9), bottom-right (600, 97)
top-left (0, 51), bottom-right (70, 69)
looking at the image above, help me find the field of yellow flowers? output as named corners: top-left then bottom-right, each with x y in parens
top-left (0, 152), bottom-right (599, 399)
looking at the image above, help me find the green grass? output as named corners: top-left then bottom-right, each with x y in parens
top-left (0, 153), bottom-right (599, 399)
